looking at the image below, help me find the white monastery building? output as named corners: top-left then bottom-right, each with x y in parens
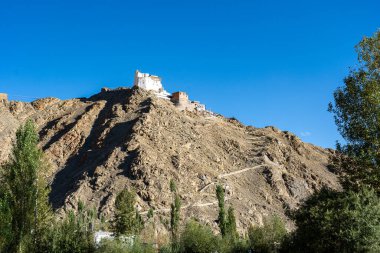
top-left (133, 70), bottom-right (162, 92)
top-left (133, 70), bottom-right (170, 99)
top-left (133, 70), bottom-right (206, 112)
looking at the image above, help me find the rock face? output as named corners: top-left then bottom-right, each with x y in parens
top-left (0, 87), bottom-right (339, 233)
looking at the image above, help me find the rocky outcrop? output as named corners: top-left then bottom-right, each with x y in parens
top-left (0, 87), bottom-right (339, 233)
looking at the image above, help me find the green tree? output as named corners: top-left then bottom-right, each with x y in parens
top-left (216, 185), bottom-right (227, 236)
top-left (286, 187), bottom-right (380, 253)
top-left (96, 237), bottom-right (155, 253)
top-left (0, 120), bottom-right (52, 253)
top-left (44, 202), bottom-right (95, 253)
top-left (170, 195), bottom-right (181, 241)
top-left (114, 188), bottom-right (143, 236)
top-left (147, 208), bottom-right (154, 220)
top-left (248, 215), bottom-right (287, 253)
top-left (179, 220), bottom-right (219, 253)
top-left (0, 188), bottom-right (12, 250)
top-left (169, 180), bottom-right (181, 251)
top-left (170, 179), bottom-right (176, 193)
top-left (32, 167), bottom-right (53, 253)
top-left (226, 206), bottom-right (238, 240)
top-left (328, 30), bottom-right (380, 191)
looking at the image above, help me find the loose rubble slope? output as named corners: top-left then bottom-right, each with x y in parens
top-left (0, 87), bottom-right (339, 233)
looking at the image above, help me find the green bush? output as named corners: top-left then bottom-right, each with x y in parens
top-left (180, 220), bottom-right (220, 253)
top-left (160, 219), bottom-right (249, 253)
top-left (287, 187), bottom-right (380, 253)
top-left (158, 244), bottom-right (173, 253)
top-left (96, 238), bottom-right (155, 253)
top-left (248, 215), bottom-right (287, 253)
top-left (219, 236), bottom-right (250, 253)
top-left (51, 211), bottom-right (95, 253)
top-left (34, 202), bottom-right (96, 253)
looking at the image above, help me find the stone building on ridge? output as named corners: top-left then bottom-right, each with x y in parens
top-left (133, 70), bottom-right (206, 112)
top-left (171, 91), bottom-right (206, 112)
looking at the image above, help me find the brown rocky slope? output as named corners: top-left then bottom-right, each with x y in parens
top-left (0, 87), bottom-right (339, 233)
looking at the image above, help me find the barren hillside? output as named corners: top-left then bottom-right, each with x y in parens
top-left (0, 87), bottom-right (339, 233)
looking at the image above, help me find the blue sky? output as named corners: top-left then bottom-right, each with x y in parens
top-left (0, 0), bottom-right (379, 148)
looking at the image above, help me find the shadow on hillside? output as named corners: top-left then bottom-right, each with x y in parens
top-left (41, 104), bottom-right (97, 151)
top-left (48, 88), bottom-right (146, 210)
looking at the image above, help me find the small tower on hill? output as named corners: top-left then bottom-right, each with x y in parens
top-left (171, 91), bottom-right (189, 104)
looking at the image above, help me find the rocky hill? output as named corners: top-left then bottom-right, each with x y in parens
top-left (0, 87), bottom-right (339, 234)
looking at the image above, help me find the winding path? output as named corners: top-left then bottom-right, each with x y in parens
top-left (140, 156), bottom-right (280, 215)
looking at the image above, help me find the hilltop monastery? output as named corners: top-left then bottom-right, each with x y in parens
top-left (133, 70), bottom-right (206, 112)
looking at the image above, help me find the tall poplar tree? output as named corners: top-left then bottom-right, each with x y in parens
top-left (226, 206), bottom-right (238, 239)
top-left (216, 185), bottom-right (227, 236)
top-left (170, 179), bottom-right (181, 250)
top-left (0, 120), bottom-right (52, 253)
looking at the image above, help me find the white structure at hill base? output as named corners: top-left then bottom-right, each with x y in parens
top-left (133, 70), bottom-right (170, 99)
top-left (94, 231), bottom-right (114, 245)
top-left (94, 231), bottom-right (136, 247)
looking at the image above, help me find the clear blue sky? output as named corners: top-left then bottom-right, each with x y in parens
top-left (0, 0), bottom-right (379, 148)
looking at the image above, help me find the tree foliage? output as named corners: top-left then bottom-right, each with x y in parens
top-left (96, 238), bottom-right (155, 253)
top-left (286, 29), bottom-right (380, 253)
top-left (328, 30), bottom-right (380, 190)
top-left (170, 179), bottom-right (177, 193)
top-left (0, 187), bottom-right (12, 250)
top-left (179, 220), bottom-right (220, 253)
top-left (147, 208), bottom-right (154, 219)
top-left (174, 219), bottom-right (249, 253)
top-left (226, 206), bottom-right (238, 240)
top-left (114, 189), bottom-right (143, 236)
top-left (44, 202), bottom-right (96, 253)
top-left (170, 195), bottom-right (181, 241)
top-left (169, 179), bottom-right (181, 252)
top-left (216, 185), bottom-right (227, 236)
top-left (0, 120), bottom-right (52, 253)
top-left (287, 187), bottom-right (380, 253)
top-left (248, 215), bottom-right (287, 253)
